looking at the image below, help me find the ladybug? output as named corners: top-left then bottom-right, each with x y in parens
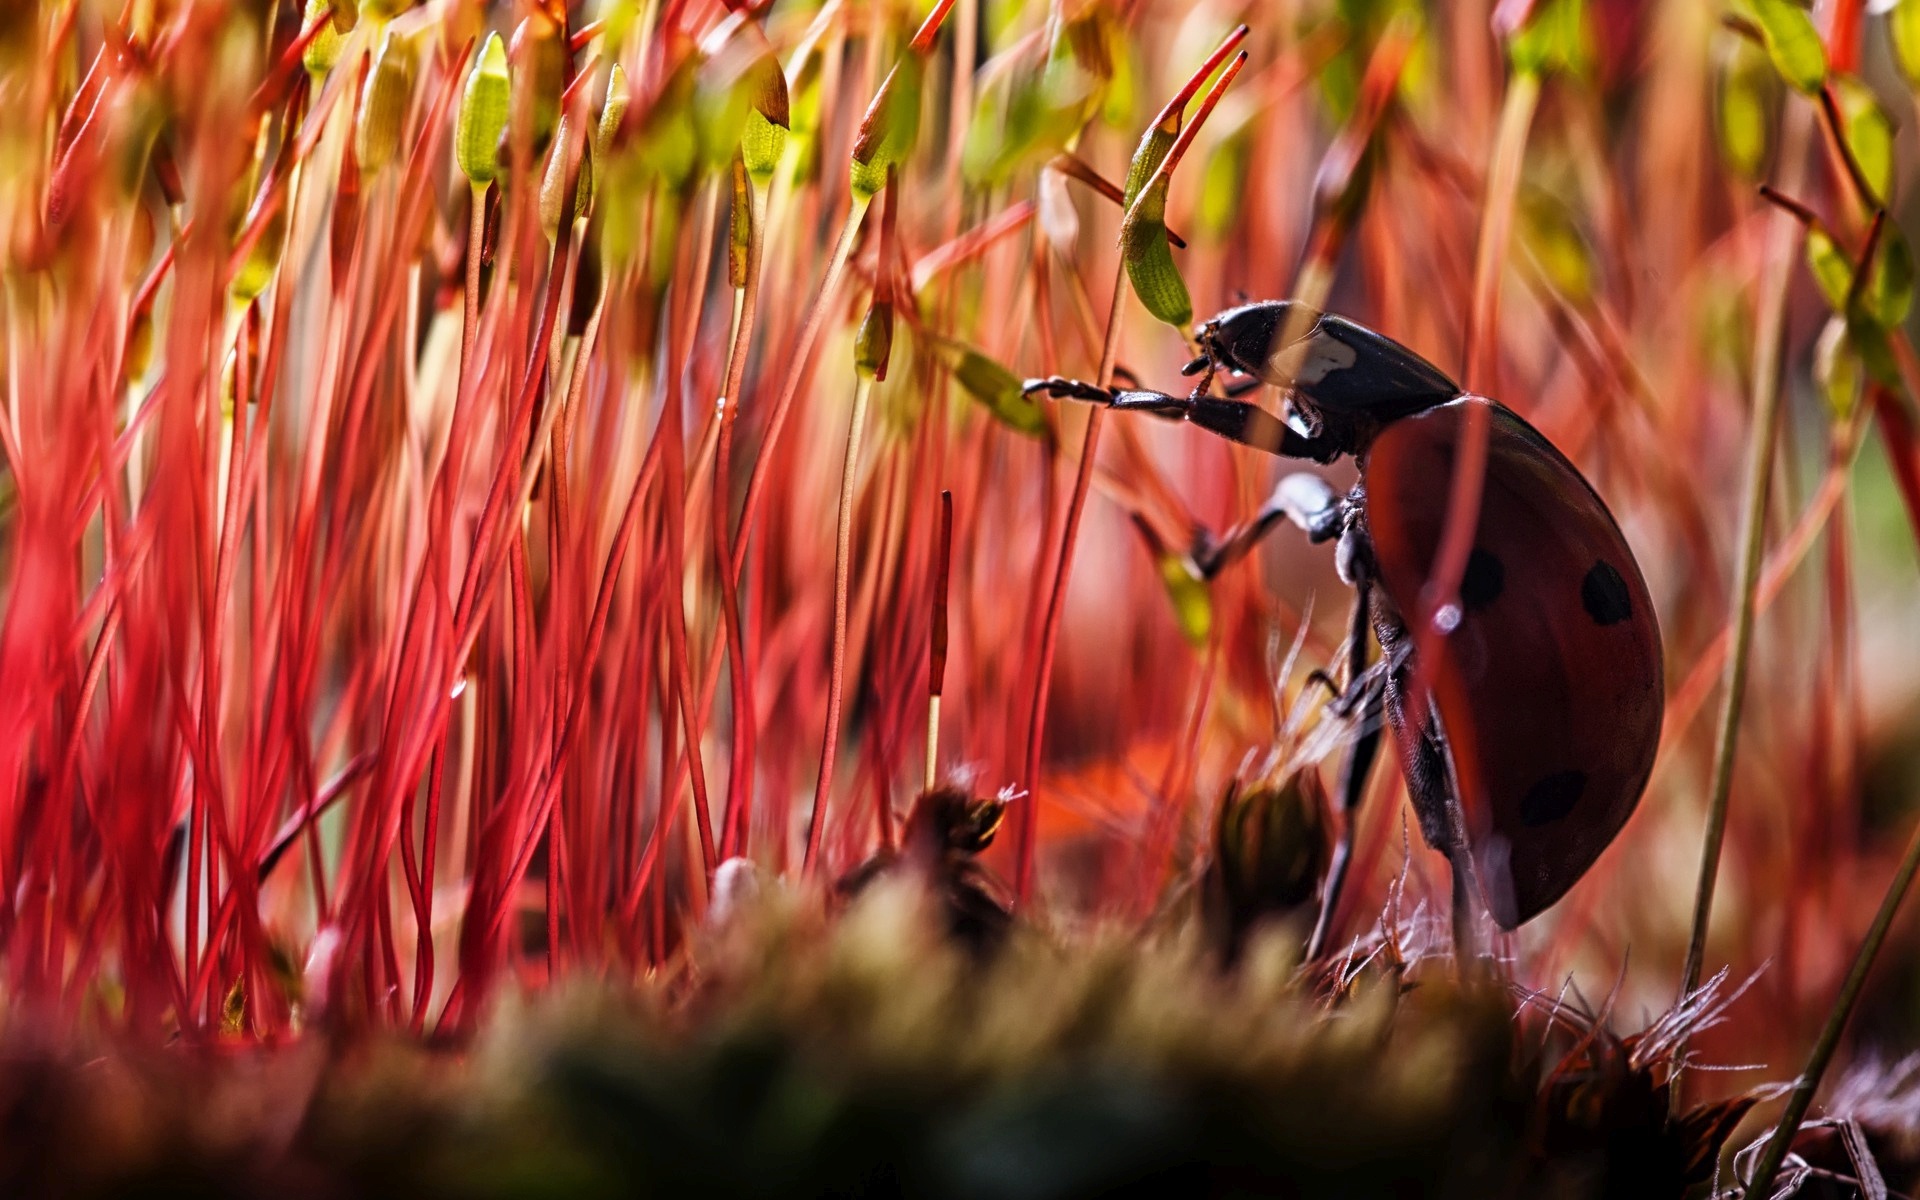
top-left (1026, 301), bottom-right (1663, 953)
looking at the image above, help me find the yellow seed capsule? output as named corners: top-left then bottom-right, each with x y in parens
top-left (1157, 552), bottom-right (1211, 647)
top-left (540, 115), bottom-right (591, 240)
top-left (125, 305), bottom-right (155, 381)
top-left (357, 29), bottom-right (417, 176)
top-left (455, 32), bottom-right (510, 186)
top-left (302, 0), bottom-right (343, 77)
top-left (728, 156), bottom-right (752, 288)
top-left (597, 63), bottom-right (629, 158)
top-left (1897, 0), bottom-right (1920, 90)
top-left (590, 63), bottom-right (629, 209)
top-left (231, 200), bottom-right (288, 302)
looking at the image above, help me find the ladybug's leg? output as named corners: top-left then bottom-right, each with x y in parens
top-left (1022, 377), bottom-right (1344, 463)
top-left (1371, 619), bottom-right (1490, 962)
top-left (1305, 577), bottom-right (1386, 962)
top-left (1174, 471), bottom-right (1382, 959)
top-left (1192, 473), bottom-right (1349, 579)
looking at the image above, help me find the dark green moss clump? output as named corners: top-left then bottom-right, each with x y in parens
top-left (0, 883), bottom-right (1754, 1199)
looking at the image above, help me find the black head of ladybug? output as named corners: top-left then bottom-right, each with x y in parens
top-left (1190, 301), bottom-right (1461, 432)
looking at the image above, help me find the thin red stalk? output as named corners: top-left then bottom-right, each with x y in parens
top-left (807, 174), bottom-right (898, 873)
top-left (731, 194), bottom-right (871, 581)
top-left (1015, 280), bottom-right (1118, 903)
top-left (714, 165), bottom-right (764, 859)
top-left (1407, 68), bottom-right (1539, 759)
top-left (1675, 99), bottom-right (1816, 1088)
top-left (1872, 361), bottom-right (1920, 557)
top-left (1136, 636), bottom-right (1219, 920)
top-left (1015, 28), bottom-right (1248, 903)
top-left (658, 180), bottom-right (727, 882)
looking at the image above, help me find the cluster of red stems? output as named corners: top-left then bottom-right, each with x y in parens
top-left (3, 5), bottom-right (1920, 1146)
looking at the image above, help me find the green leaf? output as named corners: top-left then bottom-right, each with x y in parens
top-left (1814, 315), bottom-right (1861, 421)
top-left (1198, 129), bottom-right (1250, 237)
top-left (635, 57), bottom-right (698, 188)
top-left (1746, 0), bottom-right (1827, 96)
top-left (1807, 222), bottom-right (1914, 332)
top-left (1506, 0), bottom-right (1590, 78)
top-left (1806, 225), bottom-right (1853, 311)
top-left (1520, 189), bottom-right (1593, 304)
top-left (1859, 227), bottom-right (1915, 330)
top-left (1715, 32), bottom-right (1777, 180)
top-left (1831, 74), bottom-right (1894, 207)
top-left (941, 342), bottom-right (1047, 437)
top-left (1890, 0), bottom-right (1920, 91)
top-left (1853, 319), bottom-right (1901, 388)
top-left (961, 8), bottom-right (1115, 187)
top-left (1157, 553), bottom-right (1212, 648)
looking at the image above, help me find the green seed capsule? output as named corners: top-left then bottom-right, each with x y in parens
top-left (855, 300), bottom-right (895, 381)
top-left (1121, 117), bottom-right (1177, 208)
top-left (741, 58), bottom-right (790, 184)
top-left (455, 32), bottom-right (510, 186)
top-left (1121, 178), bottom-right (1191, 328)
top-left (850, 59), bottom-right (922, 199)
top-left (742, 107), bottom-right (787, 184)
top-left (357, 29), bottom-right (417, 176)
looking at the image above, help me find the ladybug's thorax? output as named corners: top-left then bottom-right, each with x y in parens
top-left (1289, 395), bottom-right (1394, 461)
top-left (1200, 301), bottom-right (1462, 438)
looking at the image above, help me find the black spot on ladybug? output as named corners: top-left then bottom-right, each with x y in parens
top-left (1521, 770), bottom-right (1586, 828)
top-left (1581, 560), bottom-right (1632, 626)
top-left (1460, 547), bottom-right (1504, 611)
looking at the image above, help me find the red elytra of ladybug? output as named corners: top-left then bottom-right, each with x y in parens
top-left (1025, 300), bottom-right (1664, 949)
